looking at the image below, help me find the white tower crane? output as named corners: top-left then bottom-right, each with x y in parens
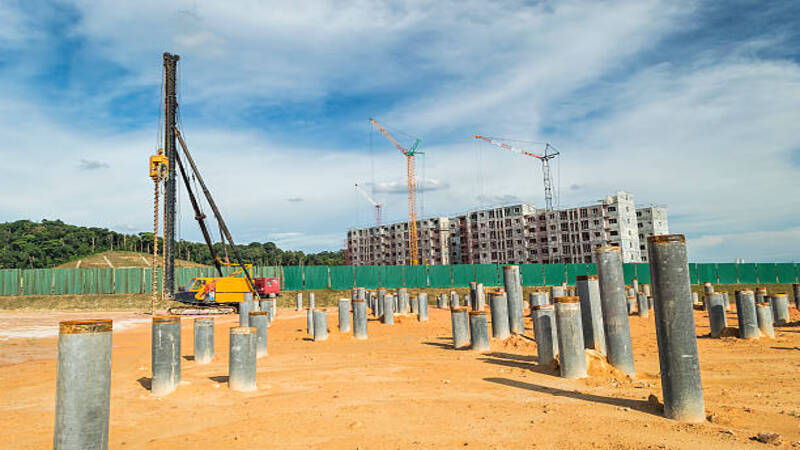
top-left (355, 183), bottom-right (383, 227)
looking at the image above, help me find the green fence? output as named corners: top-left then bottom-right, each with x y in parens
top-left (354, 266), bottom-right (379, 290)
top-left (0, 262), bottom-right (797, 297)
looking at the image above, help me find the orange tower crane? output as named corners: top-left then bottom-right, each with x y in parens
top-left (368, 118), bottom-right (423, 265)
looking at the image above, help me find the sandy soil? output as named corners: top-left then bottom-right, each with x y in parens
top-left (1, 303), bottom-right (799, 449)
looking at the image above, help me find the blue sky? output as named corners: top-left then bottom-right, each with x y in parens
top-left (0, 0), bottom-right (798, 262)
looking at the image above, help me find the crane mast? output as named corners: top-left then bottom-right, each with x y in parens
top-left (475, 135), bottom-right (560, 211)
top-left (369, 118), bottom-right (422, 265)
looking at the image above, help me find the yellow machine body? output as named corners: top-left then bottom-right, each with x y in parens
top-left (182, 276), bottom-right (253, 303)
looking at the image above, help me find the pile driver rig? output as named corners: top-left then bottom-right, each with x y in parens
top-left (148, 53), bottom-right (278, 315)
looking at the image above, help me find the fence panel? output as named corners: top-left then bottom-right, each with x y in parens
top-left (776, 263), bottom-right (797, 284)
top-left (304, 266), bottom-right (329, 290)
top-left (475, 264), bottom-right (499, 286)
top-left (688, 263), bottom-right (698, 284)
top-left (23, 269), bottom-right (53, 295)
top-left (354, 266), bottom-right (379, 289)
top-left (379, 265), bottom-right (404, 289)
top-left (54, 269), bottom-right (77, 295)
top-left (404, 265), bottom-right (427, 288)
top-left (566, 264), bottom-right (588, 285)
top-left (452, 264), bottom-right (474, 288)
top-left (519, 264), bottom-right (544, 286)
top-left (282, 266), bottom-right (303, 290)
top-left (622, 264), bottom-right (636, 285)
top-left (0, 269), bottom-right (21, 296)
top-left (716, 263), bottom-right (738, 284)
top-left (756, 263), bottom-right (777, 284)
top-left (428, 265), bottom-right (452, 288)
top-left (737, 263), bottom-right (757, 284)
top-left (696, 264), bottom-right (717, 284)
top-left (543, 264), bottom-right (566, 286)
top-left (635, 263), bottom-right (651, 285)
top-left (329, 266), bottom-right (354, 290)
top-left (586, 263), bottom-right (598, 275)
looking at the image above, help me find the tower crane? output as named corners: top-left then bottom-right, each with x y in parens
top-left (369, 118), bottom-right (423, 265)
top-left (474, 135), bottom-right (560, 210)
top-left (354, 183), bottom-right (383, 227)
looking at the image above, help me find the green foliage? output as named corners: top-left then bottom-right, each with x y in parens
top-left (0, 219), bottom-right (344, 269)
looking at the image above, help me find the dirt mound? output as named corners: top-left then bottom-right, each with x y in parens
top-left (585, 349), bottom-right (636, 383)
top-left (498, 334), bottom-right (537, 351)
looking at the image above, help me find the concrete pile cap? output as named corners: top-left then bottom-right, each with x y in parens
top-left (451, 306), bottom-right (467, 312)
top-left (249, 311), bottom-right (267, 316)
top-left (757, 287), bottom-right (768, 293)
top-left (352, 298), bottom-right (365, 303)
top-left (736, 289), bottom-right (753, 294)
top-left (531, 304), bottom-right (553, 310)
top-left (595, 245), bottom-right (621, 253)
top-left (627, 296), bottom-right (636, 300)
top-left (469, 310), bottom-right (487, 316)
top-left (489, 290), bottom-right (507, 295)
top-left (575, 275), bottom-right (598, 281)
top-left (153, 316), bottom-right (180, 324)
top-left (648, 234), bottom-right (685, 244)
top-left (757, 302), bottom-right (770, 307)
top-left (554, 296), bottom-right (580, 303)
top-left (773, 293), bottom-right (788, 297)
top-left (503, 265), bottom-right (519, 269)
top-left (59, 319), bottom-right (112, 334)
top-left (230, 326), bottom-right (256, 335)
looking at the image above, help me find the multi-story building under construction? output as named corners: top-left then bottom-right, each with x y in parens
top-left (346, 191), bottom-right (668, 266)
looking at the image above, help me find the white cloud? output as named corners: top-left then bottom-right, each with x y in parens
top-left (0, 0), bottom-right (797, 261)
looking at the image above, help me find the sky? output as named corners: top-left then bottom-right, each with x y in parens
top-left (0, 0), bottom-right (798, 262)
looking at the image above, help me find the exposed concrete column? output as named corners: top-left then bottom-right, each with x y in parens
top-left (418, 292), bottom-right (429, 322)
top-left (151, 316), bottom-right (181, 396)
top-left (352, 299), bottom-right (368, 339)
top-left (706, 293), bottom-right (727, 338)
top-left (771, 293), bottom-right (790, 325)
top-left (338, 299), bottom-right (352, 332)
top-left (503, 265), bottom-right (524, 335)
top-left (382, 295), bottom-right (394, 324)
top-left (734, 290), bottom-right (759, 339)
top-left (248, 312), bottom-right (269, 358)
top-left (532, 305), bottom-right (558, 366)
top-left (637, 293), bottom-right (649, 318)
top-left (489, 291), bottom-right (510, 340)
top-left (476, 283), bottom-right (486, 311)
top-left (313, 310), bottom-right (329, 341)
top-left (193, 317), bottom-right (214, 364)
top-left (296, 292), bottom-right (303, 311)
top-left (469, 311), bottom-right (490, 352)
top-left (576, 275), bottom-right (605, 354)
top-left (450, 306), bottom-right (470, 349)
top-left (229, 326), bottom-right (257, 392)
top-left (648, 235), bottom-right (704, 422)
top-left (756, 302), bottom-right (775, 338)
top-left (54, 319), bottom-right (112, 450)
top-left (554, 297), bottom-right (587, 379)
top-left (596, 246), bottom-right (636, 376)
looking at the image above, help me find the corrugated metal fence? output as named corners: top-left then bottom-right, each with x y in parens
top-left (0, 262), bottom-right (796, 296)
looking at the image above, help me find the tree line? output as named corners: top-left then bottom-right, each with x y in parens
top-left (0, 219), bottom-right (344, 269)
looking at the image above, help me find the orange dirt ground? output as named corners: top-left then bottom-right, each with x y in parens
top-left (1, 304), bottom-right (799, 449)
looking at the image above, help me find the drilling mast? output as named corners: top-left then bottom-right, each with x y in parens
top-left (162, 52), bottom-right (179, 296)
